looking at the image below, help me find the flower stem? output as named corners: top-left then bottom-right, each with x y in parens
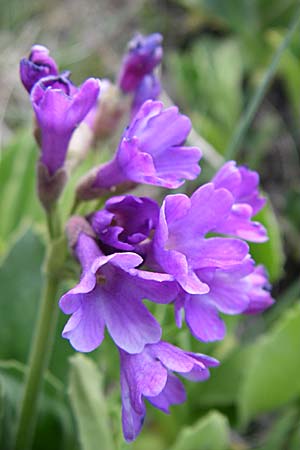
top-left (14, 270), bottom-right (60, 450)
top-left (14, 208), bottom-right (64, 450)
top-left (46, 204), bottom-right (61, 239)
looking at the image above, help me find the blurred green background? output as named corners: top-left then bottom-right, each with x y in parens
top-left (1, 1), bottom-right (300, 449)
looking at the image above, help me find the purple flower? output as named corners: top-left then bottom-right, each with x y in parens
top-left (59, 230), bottom-right (177, 353)
top-left (77, 100), bottom-right (201, 199)
top-left (31, 75), bottom-right (100, 176)
top-left (174, 261), bottom-right (274, 342)
top-left (151, 183), bottom-right (250, 294)
top-left (118, 33), bottom-right (163, 93)
top-left (212, 161), bottom-right (267, 242)
top-left (243, 265), bottom-right (274, 314)
top-left (131, 73), bottom-right (161, 119)
top-left (20, 44), bottom-right (59, 93)
top-left (119, 341), bottom-right (219, 441)
top-left (89, 195), bottom-right (159, 252)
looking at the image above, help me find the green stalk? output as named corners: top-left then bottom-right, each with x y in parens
top-left (225, 6), bottom-right (300, 160)
top-left (14, 207), bottom-right (64, 450)
top-left (14, 272), bottom-right (60, 450)
top-left (46, 204), bottom-right (61, 240)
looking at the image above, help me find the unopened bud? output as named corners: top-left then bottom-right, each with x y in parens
top-left (37, 162), bottom-right (68, 211)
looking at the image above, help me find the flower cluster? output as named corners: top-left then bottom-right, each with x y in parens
top-left (20, 34), bottom-right (274, 442)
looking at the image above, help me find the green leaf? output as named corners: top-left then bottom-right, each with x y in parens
top-left (0, 129), bottom-right (43, 256)
top-left (250, 198), bottom-right (285, 282)
top-left (0, 359), bottom-right (76, 450)
top-left (169, 411), bottom-right (230, 450)
top-left (239, 304), bottom-right (300, 425)
top-left (0, 228), bottom-right (73, 381)
top-left (68, 354), bottom-right (114, 450)
top-left (0, 229), bottom-right (44, 362)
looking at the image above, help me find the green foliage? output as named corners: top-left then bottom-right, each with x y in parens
top-left (0, 130), bottom-right (43, 257)
top-left (0, 228), bottom-right (73, 380)
top-left (68, 354), bottom-right (114, 450)
top-left (169, 411), bottom-right (230, 450)
top-left (255, 407), bottom-right (300, 450)
top-left (0, 360), bottom-right (76, 450)
top-left (0, 229), bottom-right (44, 362)
top-left (239, 304), bottom-right (300, 425)
top-left (190, 345), bottom-right (250, 408)
top-left (169, 38), bottom-right (243, 152)
top-left (2, 1), bottom-right (300, 448)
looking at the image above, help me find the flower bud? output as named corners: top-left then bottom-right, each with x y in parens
top-left (31, 74), bottom-right (100, 208)
top-left (20, 45), bottom-right (58, 93)
top-left (118, 33), bottom-right (163, 93)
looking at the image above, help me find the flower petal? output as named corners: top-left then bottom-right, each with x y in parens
top-left (61, 288), bottom-right (105, 352)
top-left (147, 373), bottom-right (186, 413)
top-left (185, 296), bottom-right (226, 342)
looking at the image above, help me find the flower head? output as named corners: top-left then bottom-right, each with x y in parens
top-left (120, 341), bottom-right (219, 441)
top-left (152, 183), bottom-right (250, 294)
top-left (174, 261), bottom-right (274, 342)
top-left (59, 224), bottom-right (177, 354)
top-left (20, 44), bottom-right (59, 93)
top-left (31, 75), bottom-right (100, 176)
top-left (212, 161), bottom-right (267, 242)
top-left (89, 195), bottom-right (159, 252)
top-left (77, 100), bottom-right (201, 199)
top-left (118, 33), bottom-right (163, 93)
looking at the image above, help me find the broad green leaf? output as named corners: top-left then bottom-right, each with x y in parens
top-left (169, 411), bottom-right (230, 450)
top-left (0, 359), bottom-right (76, 450)
top-left (0, 228), bottom-right (73, 381)
top-left (0, 129), bottom-right (43, 256)
top-left (0, 229), bottom-right (44, 362)
top-left (239, 304), bottom-right (300, 425)
top-left (68, 354), bottom-right (114, 450)
top-left (250, 198), bottom-right (284, 282)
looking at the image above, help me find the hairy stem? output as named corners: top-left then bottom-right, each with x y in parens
top-left (14, 275), bottom-right (60, 450)
top-left (14, 209), bottom-right (64, 450)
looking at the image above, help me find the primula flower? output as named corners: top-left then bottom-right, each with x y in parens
top-left (118, 33), bottom-right (163, 93)
top-left (59, 227), bottom-right (177, 354)
top-left (119, 341), bottom-right (219, 441)
top-left (31, 75), bottom-right (100, 176)
top-left (89, 195), bottom-right (159, 252)
top-left (174, 262), bottom-right (274, 342)
top-left (212, 161), bottom-right (267, 242)
top-left (151, 183), bottom-right (250, 294)
top-left (20, 44), bottom-right (58, 93)
top-left (76, 100), bottom-right (201, 199)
